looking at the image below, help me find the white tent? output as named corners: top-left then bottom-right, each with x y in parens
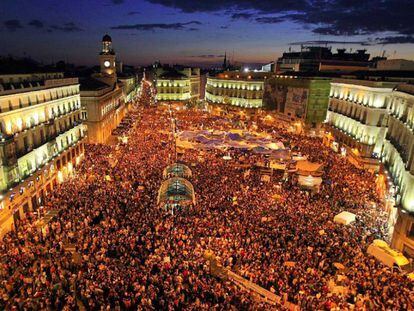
top-left (298, 175), bottom-right (322, 189)
top-left (334, 211), bottom-right (356, 225)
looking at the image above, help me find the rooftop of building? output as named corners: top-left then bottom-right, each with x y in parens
top-left (279, 46), bottom-right (370, 62)
top-left (377, 58), bottom-right (414, 63)
top-left (0, 72), bottom-right (78, 95)
top-left (272, 74), bottom-right (330, 81)
top-left (209, 71), bottom-right (269, 81)
top-left (154, 64), bottom-right (200, 80)
top-left (158, 70), bottom-right (187, 79)
top-left (79, 77), bottom-right (111, 91)
top-left (279, 69), bottom-right (414, 81)
top-left (331, 78), bottom-right (398, 88)
top-left (0, 80), bottom-right (45, 92)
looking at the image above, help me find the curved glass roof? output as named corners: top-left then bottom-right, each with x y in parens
top-left (163, 163), bottom-right (192, 179)
top-left (157, 177), bottom-right (195, 205)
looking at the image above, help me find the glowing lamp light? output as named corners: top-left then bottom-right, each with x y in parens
top-left (16, 118), bottom-right (23, 131)
top-left (57, 171), bottom-right (64, 183)
top-left (244, 68), bottom-right (249, 72)
top-left (33, 113), bottom-right (39, 125)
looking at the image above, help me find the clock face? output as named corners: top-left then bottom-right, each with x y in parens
top-left (104, 61), bottom-right (111, 68)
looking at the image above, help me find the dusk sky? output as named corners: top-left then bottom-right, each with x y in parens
top-left (1, 0), bottom-right (414, 66)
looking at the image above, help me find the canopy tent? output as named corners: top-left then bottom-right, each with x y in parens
top-left (157, 177), bottom-right (195, 206)
top-left (176, 139), bottom-right (195, 149)
top-left (266, 142), bottom-right (285, 150)
top-left (296, 160), bottom-right (324, 176)
top-left (298, 175), bottom-right (323, 191)
top-left (226, 133), bottom-right (243, 141)
top-left (334, 211), bottom-right (356, 225)
top-left (195, 135), bottom-right (210, 143)
top-left (253, 146), bottom-right (273, 154)
top-left (163, 163), bottom-right (192, 179)
top-left (177, 130), bottom-right (285, 152)
top-left (292, 154), bottom-right (307, 161)
top-left (270, 149), bottom-right (291, 161)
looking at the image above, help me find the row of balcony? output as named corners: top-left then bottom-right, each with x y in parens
top-left (206, 91), bottom-right (262, 100)
top-left (0, 93), bottom-right (80, 114)
top-left (2, 133), bottom-right (85, 193)
top-left (325, 122), bottom-right (375, 146)
top-left (327, 106), bottom-right (389, 127)
top-left (328, 107), bottom-right (370, 125)
top-left (0, 106), bottom-right (81, 141)
top-left (2, 120), bottom-right (83, 166)
top-left (329, 94), bottom-right (387, 109)
top-left (386, 118), bottom-right (414, 164)
top-left (207, 85), bottom-right (263, 92)
top-left (386, 135), bottom-right (410, 164)
top-left (325, 123), bottom-right (375, 158)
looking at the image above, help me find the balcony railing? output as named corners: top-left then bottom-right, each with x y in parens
top-left (386, 136), bottom-right (409, 163)
top-left (3, 133), bottom-right (85, 191)
top-left (8, 121), bottom-right (82, 161)
top-left (0, 94), bottom-right (80, 113)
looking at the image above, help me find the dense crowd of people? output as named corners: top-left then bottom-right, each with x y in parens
top-left (0, 96), bottom-right (413, 310)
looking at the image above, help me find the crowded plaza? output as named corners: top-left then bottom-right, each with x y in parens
top-left (0, 84), bottom-right (413, 310)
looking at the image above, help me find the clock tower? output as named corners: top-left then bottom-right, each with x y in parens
top-left (99, 34), bottom-right (116, 79)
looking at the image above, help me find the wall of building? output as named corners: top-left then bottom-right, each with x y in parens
top-left (190, 76), bottom-right (200, 100)
top-left (381, 88), bottom-right (414, 251)
top-left (325, 80), bottom-right (395, 158)
top-left (263, 76), bottom-right (330, 127)
top-left (376, 59), bottom-right (414, 71)
top-left (0, 72), bottom-right (64, 84)
top-left (205, 77), bottom-right (264, 108)
top-left (119, 75), bottom-right (140, 103)
top-left (0, 138), bottom-right (86, 237)
top-left (155, 67), bottom-right (201, 102)
top-left (306, 79), bottom-right (332, 126)
top-left (391, 210), bottom-right (414, 259)
top-left (156, 79), bottom-right (191, 101)
top-left (81, 86), bottom-right (124, 144)
top-left (0, 75), bottom-right (86, 236)
top-left (323, 80), bottom-right (414, 256)
top-left (0, 77), bottom-right (84, 190)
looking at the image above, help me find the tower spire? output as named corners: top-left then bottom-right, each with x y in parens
top-left (223, 52), bottom-right (227, 70)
